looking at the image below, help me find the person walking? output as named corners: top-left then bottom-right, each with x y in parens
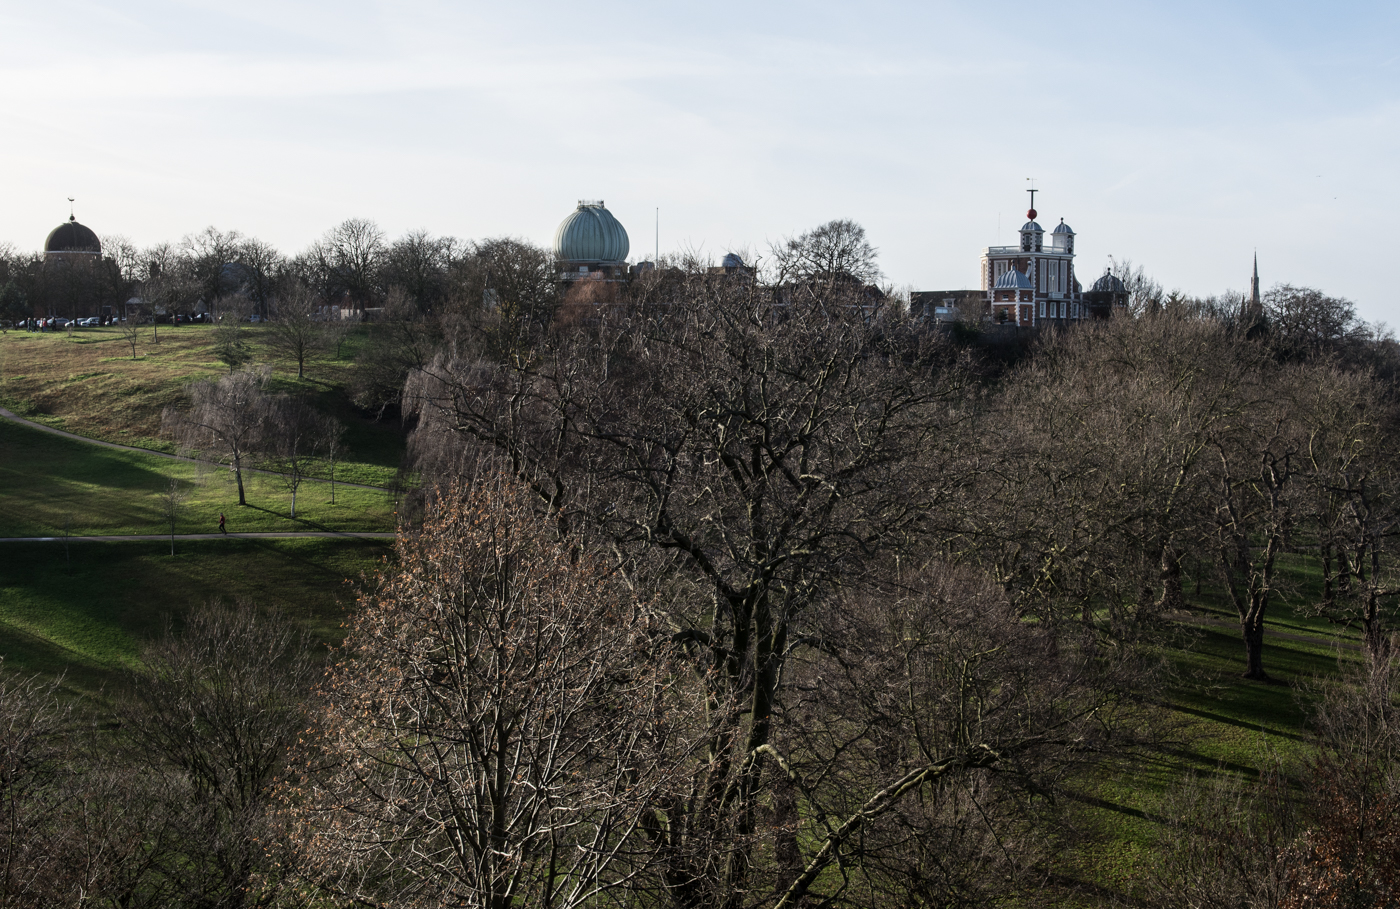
top-left (218, 512), bottom-right (227, 535)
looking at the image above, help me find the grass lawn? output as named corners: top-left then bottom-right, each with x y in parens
top-left (0, 537), bottom-right (392, 699)
top-left (0, 417), bottom-right (399, 536)
top-left (1053, 559), bottom-right (1369, 905)
top-left (0, 323), bottom-right (408, 487)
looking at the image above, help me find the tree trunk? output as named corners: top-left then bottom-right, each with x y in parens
top-left (1321, 543), bottom-right (1334, 611)
top-left (234, 458), bottom-right (247, 506)
top-left (1157, 546), bottom-right (1183, 612)
top-left (1242, 616), bottom-right (1268, 680)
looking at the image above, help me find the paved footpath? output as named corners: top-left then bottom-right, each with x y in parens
top-left (0, 532), bottom-right (395, 542)
top-left (0, 406), bottom-right (387, 491)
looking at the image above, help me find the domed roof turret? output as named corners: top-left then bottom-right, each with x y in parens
top-left (1020, 220), bottom-right (1043, 233)
top-left (994, 268), bottom-right (1033, 290)
top-left (1052, 219), bottom-right (1074, 235)
top-left (45, 216), bottom-right (101, 254)
top-left (1091, 271), bottom-right (1127, 294)
top-left (554, 201), bottom-right (629, 263)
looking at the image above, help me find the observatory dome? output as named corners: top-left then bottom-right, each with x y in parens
top-left (554, 201), bottom-right (629, 263)
top-left (45, 216), bottom-right (101, 255)
top-left (1091, 271), bottom-right (1127, 294)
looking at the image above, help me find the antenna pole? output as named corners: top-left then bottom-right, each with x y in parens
top-left (655, 208), bottom-right (659, 263)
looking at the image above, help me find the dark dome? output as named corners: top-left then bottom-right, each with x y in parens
top-left (1091, 271), bottom-right (1127, 294)
top-left (45, 216), bottom-right (101, 254)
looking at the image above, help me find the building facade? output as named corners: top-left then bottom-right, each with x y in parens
top-left (981, 206), bottom-right (1083, 327)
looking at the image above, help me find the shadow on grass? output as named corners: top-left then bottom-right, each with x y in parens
top-left (1150, 745), bottom-right (1273, 778)
top-left (1162, 702), bottom-right (1311, 744)
top-left (240, 503), bottom-right (347, 535)
top-left (1063, 790), bottom-right (1174, 826)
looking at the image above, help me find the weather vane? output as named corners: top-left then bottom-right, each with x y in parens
top-left (1025, 178), bottom-right (1037, 219)
top-left (68, 197), bottom-right (75, 219)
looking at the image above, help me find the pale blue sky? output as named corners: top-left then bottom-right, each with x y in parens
top-left (2, 1), bottom-right (1396, 321)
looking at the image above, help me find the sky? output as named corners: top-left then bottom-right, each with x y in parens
top-left (2, 0), bottom-right (1397, 322)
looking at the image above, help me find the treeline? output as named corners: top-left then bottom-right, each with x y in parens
top-left (0, 220), bottom-right (554, 321)
top-left (3, 221), bottom-right (1400, 907)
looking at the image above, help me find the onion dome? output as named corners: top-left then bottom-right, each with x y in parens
top-left (1052, 219), bottom-right (1074, 235)
top-left (994, 268), bottom-right (1033, 290)
top-left (45, 216), bottom-right (101, 254)
top-left (554, 201), bottom-right (629, 263)
top-left (1091, 271), bottom-right (1127, 294)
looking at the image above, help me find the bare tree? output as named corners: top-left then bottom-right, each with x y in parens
top-left (1206, 361), bottom-right (1306, 680)
top-left (122, 603), bottom-right (317, 909)
top-left (160, 475), bottom-right (189, 555)
top-left (181, 226), bottom-right (245, 306)
top-left (211, 297), bottom-right (253, 373)
top-left (265, 395), bottom-right (321, 518)
top-left (772, 219), bottom-right (882, 296)
top-left (405, 268), bottom-right (1010, 908)
top-left (1298, 368), bottom-right (1400, 662)
top-left (119, 314), bottom-right (143, 359)
top-left (293, 479), bottom-right (684, 909)
top-left (163, 366), bottom-right (271, 506)
top-left (234, 237), bottom-right (286, 319)
top-left (304, 218), bottom-right (386, 311)
top-left (351, 288), bottom-right (443, 416)
top-left (100, 234), bottom-right (143, 285)
top-left (382, 228), bottom-right (456, 313)
top-left (1265, 284), bottom-right (1365, 362)
top-left (265, 284), bottom-right (329, 379)
top-left (0, 664), bottom-right (69, 906)
top-left (319, 415), bottom-right (346, 505)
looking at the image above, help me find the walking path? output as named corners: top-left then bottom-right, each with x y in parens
top-left (0, 405), bottom-right (388, 491)
top-left (0, 532), bottom-right (395, 542)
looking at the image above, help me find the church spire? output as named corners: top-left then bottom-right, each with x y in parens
top-left (1244, 251), bottom-right (1264, 324)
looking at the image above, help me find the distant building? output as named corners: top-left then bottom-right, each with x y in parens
top-left (1083, 269), bottom-right (1129, 319)
top-left (1244, 253), bottom-right (1263, 321)
top-left (982, 204), bottom-right (1082, 327)
top-left (912, 192), bottom-right (1138, 328)
top-left (40, 210), bottom-right (119, 319)
top-left (43, 214), bottom-right (102, 266)
top-left (554, 201), bottom-right (630, 283)
top-left (705, 252), bottom-right (756, 284)
top-left (909, 289), bottom-right (984, 323)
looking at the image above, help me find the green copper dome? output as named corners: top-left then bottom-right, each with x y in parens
top-left (554, 201), bottom-right (629, 263)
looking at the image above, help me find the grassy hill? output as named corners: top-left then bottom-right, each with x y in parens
top-left (0, 321), bottom-right (405, 486)
top-left (0, 321), bottom-right (401, 698)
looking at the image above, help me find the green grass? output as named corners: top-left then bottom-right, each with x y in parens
top-left (1049, 559), bottom-right (1370, 904)
top-left (0, 323), bottom-right (408, 487)
top-left (0, 538), bottom-right (391, 699)
top-left (0, 417), bottom-right (399, 537)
